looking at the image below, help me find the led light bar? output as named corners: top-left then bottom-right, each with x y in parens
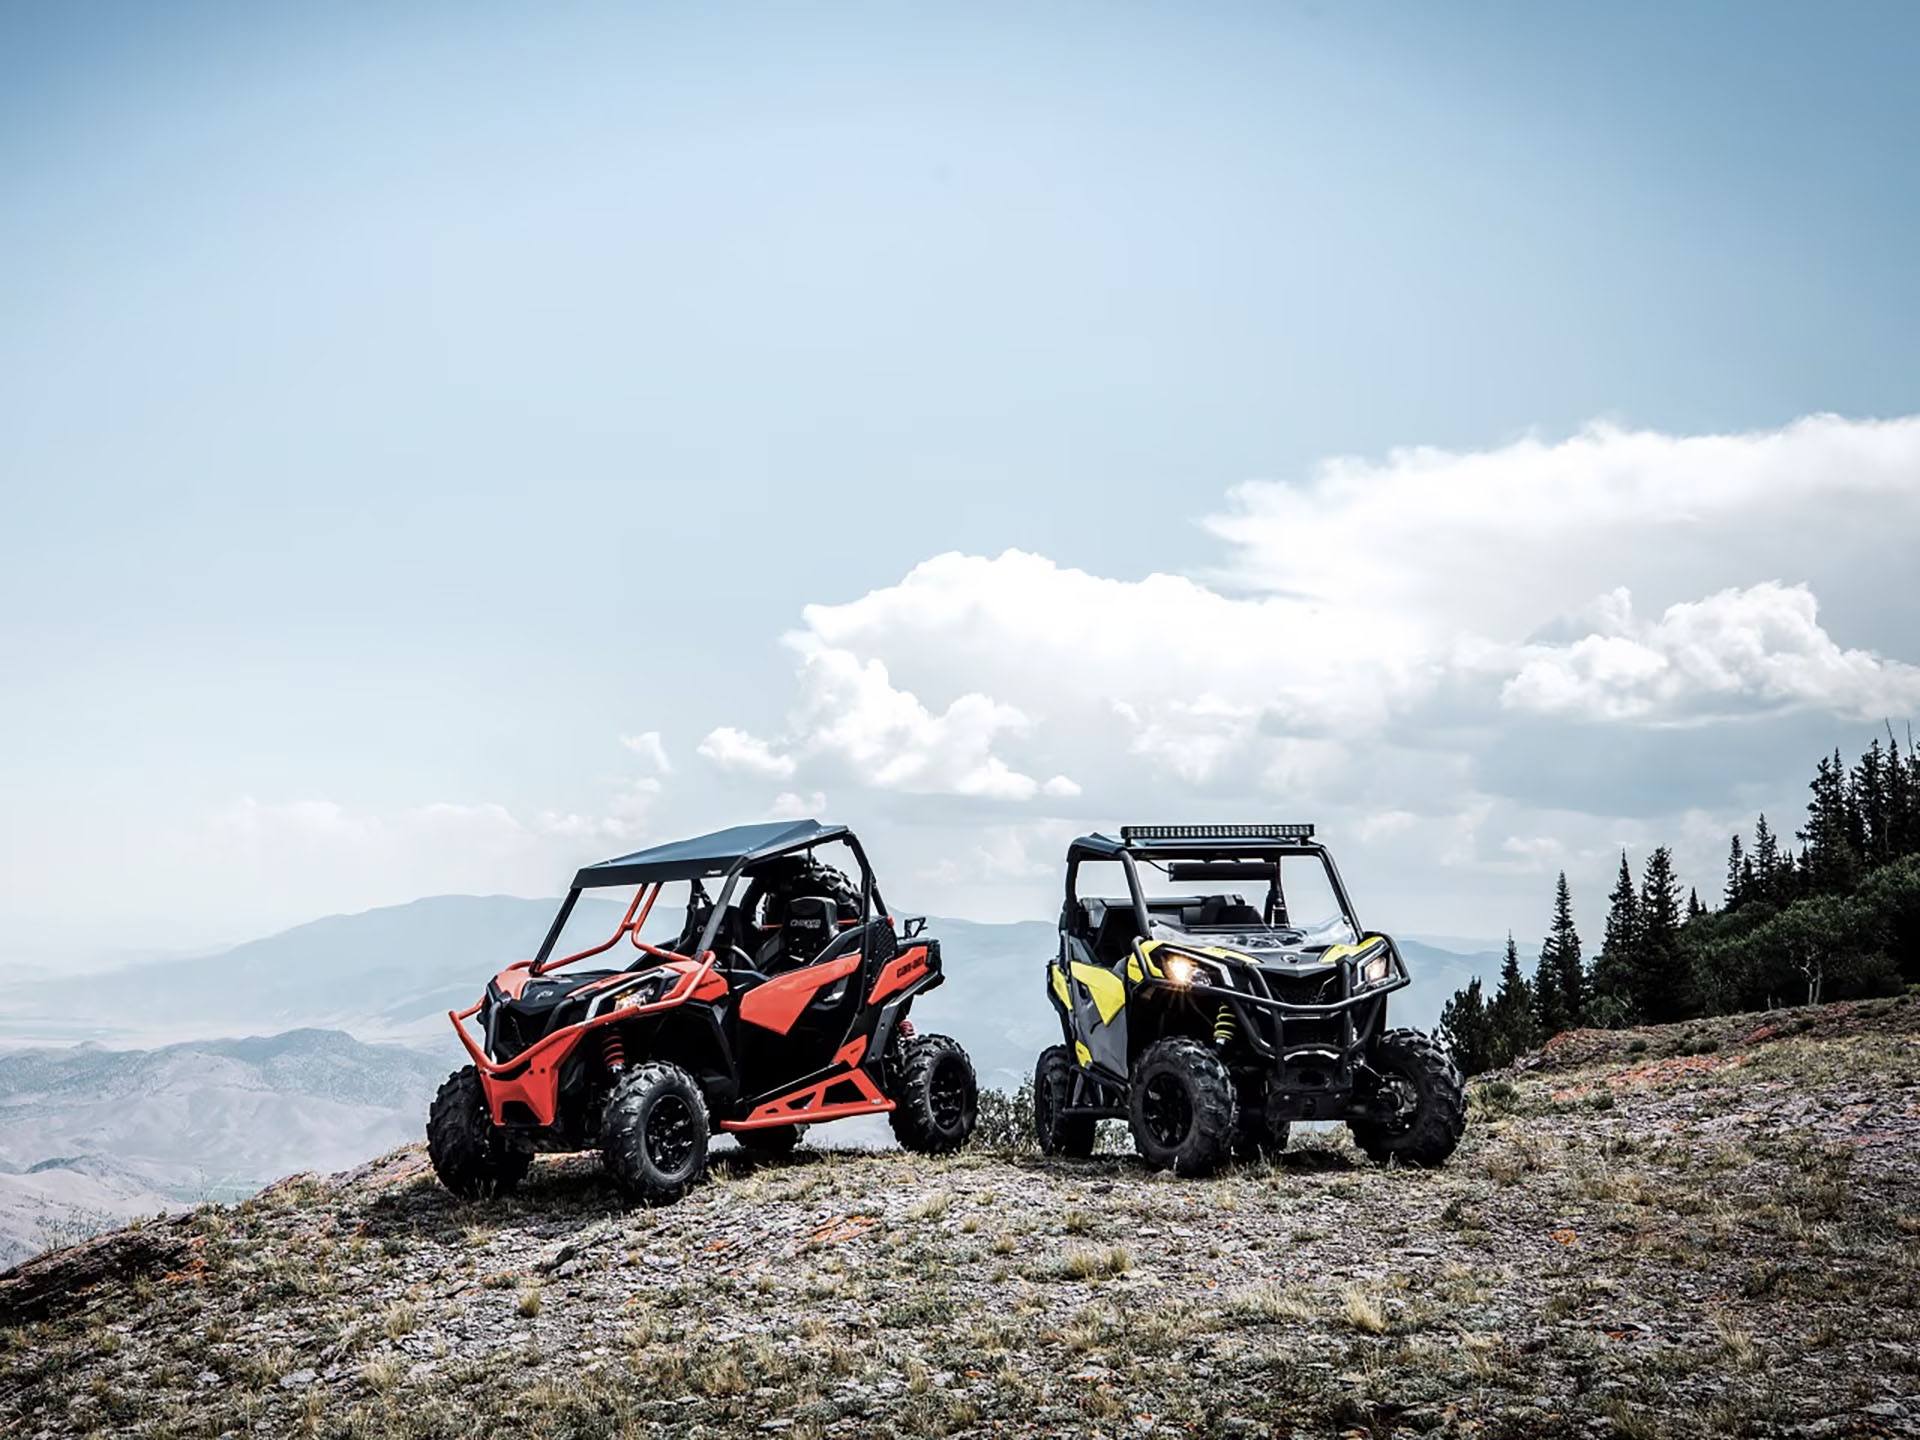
top-left (1121, 823), bottom-right (1315, 842)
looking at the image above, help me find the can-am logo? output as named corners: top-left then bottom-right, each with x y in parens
top-left (792, 915), bottom-right (824, 930)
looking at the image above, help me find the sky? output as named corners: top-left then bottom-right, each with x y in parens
top-left (3, 1), bottom-right (1918, 961)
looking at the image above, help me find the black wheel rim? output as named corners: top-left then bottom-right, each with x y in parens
top-left (1141, 1074), bottom-right (1193, 1149)
top-left (1378, 1074), bottom-right (1420, 1135)
top-left (646, 1094), bottom-right (697, 1173)
top-left (929, 1057), bottom-right (968, 1134)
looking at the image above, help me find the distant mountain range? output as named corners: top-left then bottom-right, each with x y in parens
top-left (1, 894), bottom-right (1500, 1088)
top-left (0, 1029), bottom-right (447, 1266)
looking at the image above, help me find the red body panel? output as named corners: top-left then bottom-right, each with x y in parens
top-left (721, 1047), bottom-right (892, 1130)
top-left (492, 961), bottom-right (535, 1000)
top-left (866, 945), bottom-right (930, 1006)
top-left (737, 951), bottom-right (862, 1035)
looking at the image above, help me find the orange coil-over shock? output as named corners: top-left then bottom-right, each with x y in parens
top-left (601, 1030), bottom-right (627, 1074)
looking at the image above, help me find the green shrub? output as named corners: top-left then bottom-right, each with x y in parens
top-left (971, 1081), bottom-right (1037, 1154)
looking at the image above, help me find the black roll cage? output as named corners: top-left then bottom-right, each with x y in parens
top-left (530, 828), bottom-right (886, 974)
top-left (1061, 832), bottom-right (1363, 942)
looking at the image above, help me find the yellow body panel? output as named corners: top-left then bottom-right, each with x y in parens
top-left (1074, 1041), bottom-right (1092, 1067)
top-left (1320, 935), bottom-right (1385, 966)
top-left (1068, 962), bottom-right (1127, 1024)
top-left (1051, 965), bottom-right (1071, 1007)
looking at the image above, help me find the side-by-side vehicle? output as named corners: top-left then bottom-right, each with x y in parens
top-left (1035, 822), bottom-right (1465, 1175)
top-left (428, 819), bottom-right (979, 1205)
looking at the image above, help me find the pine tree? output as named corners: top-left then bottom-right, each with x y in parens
top-left (1530, 942), bottom-right (1564, 1040)
top-left (1635, 846), bottom-right (1688, 1022)
top-left (1487, 933), bottom-right (1536, 1067)
top-left (1687, 886), bottom-right (1705, 919)
top-left (1724, 834), bottom-right (1748, 911)
top-left (1590, 851), bottom-right (1639, 1025)
top-left (1887, 731), bottom-right (1916, 859)
top-left (1801, 750), bottom-right (1858, 893)
top-left (1437, 977), bottom-right (1493, 1076)
top-left (1853, 739), bottom-right (1890, 867)
top-left (1546, 871), bottom-right (1586, 1026)
top-left (1753, 814), bottom-right (1782, 902)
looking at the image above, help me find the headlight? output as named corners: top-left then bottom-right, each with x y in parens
top-left (1163, 954), bottom-right (1199, 987)
top-left (1359, 951), bottom-right (1392, 986)
top-left (612, 972), bottom-right (669, 1009)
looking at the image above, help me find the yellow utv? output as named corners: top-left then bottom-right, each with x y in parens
top-left (1036, 824), bottom-right (1465, 1175)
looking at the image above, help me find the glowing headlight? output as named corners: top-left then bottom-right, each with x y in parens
top-left (1359, 952), bottom-right (1392, 986)
top-left (1163, 954), bottom-right (1199, 987)
top-left (614, 974), bottom-right (668, 1009)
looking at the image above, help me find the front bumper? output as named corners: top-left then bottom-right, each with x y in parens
top-left (1144, 939), bottom-right (1411, 1118)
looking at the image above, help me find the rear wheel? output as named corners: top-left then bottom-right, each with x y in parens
top-left (1128, 1038), bottom-right (1236, 1176)
top-left (427, 1067), bottom-right (534, 1200)
top-left (733, 1124), bottom-right (804, 1156)
top-left (1349, 1029), bottom-right (1466, 1167)
top-left (1033, 1045), bottom-right (1096, 1158)
top-left (889, 1033), bottom-right (978, 1153)
top-left (602, 1062), bottom-right (710, 1205)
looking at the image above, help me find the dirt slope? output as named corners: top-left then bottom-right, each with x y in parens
top-left (4, 997), bottom-right (1918, 1439)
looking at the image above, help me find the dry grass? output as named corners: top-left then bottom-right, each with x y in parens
top-left (1342, 1284), bottom-right (1388, 1335)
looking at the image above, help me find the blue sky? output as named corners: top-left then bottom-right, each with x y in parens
top-left (3, 2), bottom-right (1918, 954)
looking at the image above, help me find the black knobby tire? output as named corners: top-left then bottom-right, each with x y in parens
top-left (1233, 1089), bottom-right (1291, 1162)
top-left (1033, 1045), bottom-right (1096, 1159)
top-left (601, 1062), bottom-right (711, 1206)
top-left (733, 1124), bottom-right (804, 1156)
top-left (426, 1066), bottom-right (534, 1200)
top-left (889, 1033), bottom-right (978, 1154)
top-left (1128, 1038), bottom-right (1237, 1176)
top-left (1349, 1028), bottom-right (1467, 1167)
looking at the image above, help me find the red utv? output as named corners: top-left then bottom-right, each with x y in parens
top-left (429, 820), bottom-right (978, 1205)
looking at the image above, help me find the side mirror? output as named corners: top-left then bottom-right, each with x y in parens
top-left (901, 914), bottom-right (928, 939)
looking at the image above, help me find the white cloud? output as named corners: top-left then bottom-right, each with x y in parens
top-left (1357, 809), bottom-right (1417, 842)
top-left (768, 790), bottom-right (828, 819)
top-left (784, 638), bottom-right (1044, 800)
top-left (1041, 775), bottom-right (1082, 798)
top-left (697, 726), bottom-right (797, 779)
top-left (1501, 582), bottom-right (1920, 723)
top-left (620, 731), bottom-right (673, 774)
top-left (1205, 413), bottom-right (1920, 639)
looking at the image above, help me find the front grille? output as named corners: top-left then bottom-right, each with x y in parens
top-left (1263, 969), bottom-right (1344, 1007)
top-left (1279, 1017), bottom-right (1346, 1053)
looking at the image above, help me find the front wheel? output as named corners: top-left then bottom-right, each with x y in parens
top-left (427, 1066), bottom-right (534, 1200)
top-left (1349, 1029), bottom-right (1467, 1167)
top-left (1128, 1038), bottom-right (1236, 1176)
top-left (1034, 1045), bottom-right (1096, 1158)
top-left (602, 1062), bottom-right (711, 1205)
top-left (889, 1033), bottom-right (978, 1153)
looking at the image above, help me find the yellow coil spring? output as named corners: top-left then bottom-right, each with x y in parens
top-left (1212, 1004), bottom-right (1238, 1046)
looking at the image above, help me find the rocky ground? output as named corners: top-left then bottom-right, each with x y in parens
top-left (3, 996), bottom-right (1918, 1439)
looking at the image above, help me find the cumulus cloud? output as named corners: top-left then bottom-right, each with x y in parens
top-left (697, 635), bottom-right (1082, 802)
top-left (697, 726), bottom-right (797, 779)
top-left (700, 414), bottom-right (1920, 850)
top-left (1205, 413), bottom-right (1920, 637)
top-left (1500, 582), bottom-right (1920, 723)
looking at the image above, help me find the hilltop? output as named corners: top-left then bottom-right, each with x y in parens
top-left (5, 997), bottom-right (1916, 1438)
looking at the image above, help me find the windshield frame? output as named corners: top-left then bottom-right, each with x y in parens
top-left (1067, 840), bottom-right (1364, 945)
